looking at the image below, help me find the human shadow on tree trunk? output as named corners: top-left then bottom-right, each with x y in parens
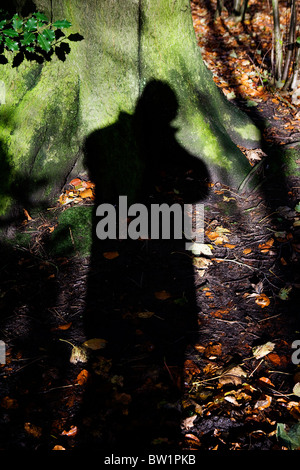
top-left (80, 80), bottom-right (210, 451)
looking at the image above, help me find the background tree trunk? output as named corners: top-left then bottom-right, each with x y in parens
top-left (0, 0), bottom-right (260, 217)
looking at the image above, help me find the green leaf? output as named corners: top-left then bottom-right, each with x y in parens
top-left (277, 422), bottom-right (300, 450)
top-left (25, 46), bottom-right (35, 52)
top-left (278, 286), bottom-right (292, 300)
top-left (3, 28), bottom-right (19, 37)
top-left (53, 19), bottom-right (72, 29)
top-left (4, 36), bottom-right (19, 51)
top-left (33, 12), bottom-right (49, 22)
top-left (12, 14), bottom-right (23, 31)
top-left (20, 31), bottom-right (35, 46)
top-left (37, 33), bottom-right (51, 51)
top-left (296, 37), bottom-right (300, 45)
top-left (24, 17), bottom-right (37, 32)
top-left (0, 20), bottom-right (7, 29)
top-left (246, 100), bottom-right (258, 107)
top-left (295, 202), bottom-right (300, 213)
top-left (42, 28), bottom-right (55, 42)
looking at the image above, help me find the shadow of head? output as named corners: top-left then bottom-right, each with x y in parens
top-left (83, 79), bottom-right (210, 205)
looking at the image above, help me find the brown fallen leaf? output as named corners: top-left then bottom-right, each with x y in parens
top-left (181, 415), bottom-right (197, 431)
top-left (103, 251), bottom-right (119, 260)
top-left (137, 311), bottom-right (155, 319)
top-left (24, 422), bottom-right (42, 438)
top-left (254, 394), bottom-right (272, 410)
top-left (219, 365), bottom-right (247, 386)
top-left (82, 338), bottom-right (107, 350)
top-left (204, 342), bottom-right (222, 359)
top-left (154, 290), bottom-right (172, 300)
top-left (1, 396), bottom-right (18, 409)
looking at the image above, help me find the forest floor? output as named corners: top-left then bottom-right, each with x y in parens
top-left (0, 0), bottom-right (300, 454)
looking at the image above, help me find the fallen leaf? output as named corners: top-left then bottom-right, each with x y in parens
top-left (253, 341), bottom-right (275, 359)
top-left (76, 369), bottom-right (89, 385)
top-left (81, 180), bottom-right (95, 189)
top-left (24, 422), bottom-right (42, 438)
top-left (293, 382), bottom-right (300, 397)
top-left (69, 178), bottom-right (82, 186)
top-left (254, 394), bottom-right (272, 410)
top-left (243, 248), bottom-right (252, 255)
top-left (258, 376), bottom-right (275, 387)
top-left (255, 293), bottom-right (270, 308)
top-left (82, 338), bottom-right (107, 350)
top-left (224, 395), bottom-right (239, 406)
top-left (258, 238), bottom-right (274, 253)
top-left (61, 425), bottom-right (78, 437)
top-left (278, 286), bottom-right (292, 300)
top-left (190, 243), bottom-right (213, 256)
top-left (138, 311), bottom-right (155, 319)
top-left (103, 251), bottom-right (119, 260)
top-left (58, 322), bottom-right (72, 330)
top-left (277, 422), bottom-right (300, 450)
top-left (219, 365), bottom-right (247, 386)
top-left (23, 209), bottom-right (32, 221)
top-left (1, 396), bottom-right (18, 409)
top-left (154, 290), bottom-right (172, 300)
top-left (193, 257), bottom-right (212, 269)
top-left (181, 415), bottom-right (197, 431)
top-left (70, 346), bottom-right (89, 364)
top-left (81, 188), bottom-right (94, 199)
top-left (52, 445), bottom-right (66, 450)
top-left (204, 342), bottom-right (222, 359)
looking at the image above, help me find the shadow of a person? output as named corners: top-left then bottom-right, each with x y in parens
top-left (80, 80), bottom-right (210, 451)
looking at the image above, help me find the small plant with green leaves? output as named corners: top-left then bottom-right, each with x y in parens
top-left (0, 10), bottom-right (78, 64)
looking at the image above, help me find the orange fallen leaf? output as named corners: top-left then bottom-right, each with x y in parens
top-left (81, 180), bottom-right (95, 189)
top-left (52, 445), bottom-right (66, 450)
top-left (223, 243), bottom-right (236, 249)
top-left (243, 248), bottom-right (252, 255)
top-left (70, 178), bottom-right (82, 187)
top-left (258, 238), bottom-right (274, 253)
top-left (58, 322), bottom-right (72, 330)
top-left (254, 394), bottom-right (272, 410)
top-left (259, 376), bottom-right (275, 387)
top-left (81, 188), bottom-right (94, 199)
top-left (154, 290), bottom-right (172, 300)
top-left (23, 209), bottom-right (33, 221)
top-left (255, 293), bottom-right (270, 308)
top-left (61, 425), bottom-right (78, 437)
top-left (267, 353), bottom-right (289, 368)
top-left (103, 251), bottom-right (119, 260)
top-left (76, 369), bottom-right (89, 385)
top-left (211, 308), bottom-right (230, 318)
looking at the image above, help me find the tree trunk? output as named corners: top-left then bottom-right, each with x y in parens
top-left (0, 0), bottom-right (260, 217)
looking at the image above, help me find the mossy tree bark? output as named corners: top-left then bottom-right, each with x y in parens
top-left (0, 0), bottom-right (260, 216)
